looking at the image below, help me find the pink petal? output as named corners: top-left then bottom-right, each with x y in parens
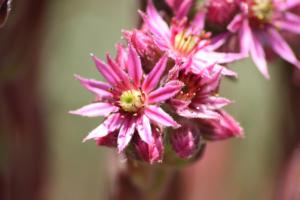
top-left (227, 13), bottom-right (243, 32)
top-left (91, 54), bottom-right (120, 85)
top-left (239, 19), bottom-right (252, 54)
top-left (142, 55), bottom-right (168, 92)
top-left (148, 80), bottom-right (183, 104)
top-left (176, 0), bottom-right (193, 19)
top-left (69, 102), bottom-right (118, 117)
top-left (139, 1), bottom-right (170, 43)
top-left (278, 0), bottom-right (300, 10)
top-left (136, 115), bottom-right (154, 145)
top-left (117, 117), bottom-right (136, 152)
top-left (275, 12), bottom-right (300, 34)
top-left (267, 27), bottom-right (300, 69)
top-left (74, 74), bottom-right (113, 98)
top-left (127, 45), bottom-right (143, 87)
top-left (250, 32), bottom-right (270, 79)
top-left (106, 53), bottom-right (131, 88)
top-left (83, 124), bottom-right (109, 142)
top-left (193, 96), bottom-right (231, 109)
top-left (115, 43), bottom-right (128, 70)
top-left (191, 11), bottom-right (206, 33)
top-left (177, 108), bottom-right (219, 119)
top-left (145, 105), bottom-right (180, 128)
top-left (83, 113), bottom-right (124, 142)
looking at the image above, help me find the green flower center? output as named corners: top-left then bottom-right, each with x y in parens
top-left (120, 90), bottom-right (143, 112)
top-left (251, 0), bottom-right (273, 22)
top-left (174, 31), bottom-right (198, 55)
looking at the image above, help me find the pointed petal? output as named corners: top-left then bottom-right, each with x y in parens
top-left (136, 115), bottom-right (154, 145)
top-left (117, 117), bottom-right (136, 152)
top-left (106, 53), bottom-right (131, 88)
top-left (278, 0), bottom-right (300, 10)
top-left (239, 19), bottom-right (252, 54)
top-left (250, 33), bottom-right (270, 79)
top-left (142, 55), bottom-right (168, 92)
top-left (191, 11), bottom-right (206, 33)
top-left (275, 12), bottom-right (300, 34)
top-left (83, 113), bottom-right (124, 142)
top-left (227, 14), bottom-right (243, 32)
top-left (139, 1), bottom-right (170, 43)
top-left (176, 0), bottom-right (193, 19)
top-left (267, 27), bottom-right (300, 68)
top-left (193, 96), bottom-right (231, 109)
top-left (196, 51), bottom-right (246, 64)
top-left (91, 54), bottom-right (120, 85)
top-left (148, 80), bottom-right (183, 104)
top-left (82, 123), bottom-right (109, 142)
top-left (69, 102), bottom-right (118, 117)
top-left (145, 105), bottom-right (180, 128)
top-left (127, 45), bottom-right (143, 87)
top-left (115, 43), bottom-right (128, 70)
top-left (74, 74), bottom-right (113, 98)
top-left (177, 108), bottom-right (220, 119)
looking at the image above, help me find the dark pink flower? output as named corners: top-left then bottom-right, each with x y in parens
top-left (70, 45), bottom-right (183, 153)
top-left (228, 0), bottom-right (300, 78)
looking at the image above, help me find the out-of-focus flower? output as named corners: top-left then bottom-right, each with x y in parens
top-left (70, 45), bottom-right (183, 155)
top-left (170, 119), bottom-right (201, 159)
top-left (205, 0), bottom-right (239, 30)
top-left (139, 0), bottom-right (244, 77)
top-left (227, 0), bottom-right (300, 78)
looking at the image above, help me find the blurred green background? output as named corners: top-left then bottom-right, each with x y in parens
top-left (40, 0), bottom-right (286, 199)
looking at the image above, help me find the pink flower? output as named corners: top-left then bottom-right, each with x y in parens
top-left (139, 0), bottom-right (244, 76)
top-left (169, 64), bottom-right (243, 140)
top-left (70, 45), bottom-right (183, 154)
top-left (228, 0), bottom-right (300, 78)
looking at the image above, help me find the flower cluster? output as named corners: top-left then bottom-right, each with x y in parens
top-left (70, 0), bottom-right (300, 164)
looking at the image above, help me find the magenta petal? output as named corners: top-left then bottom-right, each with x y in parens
top-left (83, 124), bottom-right (109, 142)
top-left (191, 11), bottom-right (206, 33)
top-left (128, 45), bottom-right (143, 87)
top-left (145, 105), bottom-right (180, 128)
top-left (91, 54), bottom-right (120, 85)
top-left (136, 115), bottom-right (154, 145)
top-left (171, 123), bottom-right (200, 159)
top-left (196, 51), bottom-right (246, 64)
top-left (115, 43), bottom-right (128, 70)
top-left (239, 19), bottom-right (252, 54)
top-left (148, 80), bottom-right (183, 104)
top-left (177, 108), bottom-right (219, 119)
top-left (250, 33), bottom-right (270, 79)
top-left (176, 0), bottom-right (193, 19)
top-left (227, 13), bottom-right (243, 32)
top-left (267, 28), bottom-right (300, 69)
top-left (69, 102), bottom-right (118, 117)
top-left (117, 117), bottom-right (136, 152)
top-left (193, 96), bottom-right (231, 109)
top-left (139, 1), bottom-right (170, 43)
top-left (142, 55), bottom-right (168, 92)
top-left (74, 74), bottom-right (113, 98)
top-left (279, 0), bottom-right (300, 10)
top-left (106, 53), bottom-right (131, 88)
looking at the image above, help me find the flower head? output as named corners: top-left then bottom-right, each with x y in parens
top-left (227, 0), bottom-right (300, 78)
top-left (70, 45), bottom-right (183, 155)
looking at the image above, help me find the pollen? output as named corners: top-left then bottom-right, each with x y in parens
top-left (174, 31), bottom-right (198, 55)
top-left (119, 90), bottom-right (144, 112)
top-left (251, 0), bottom-right (273, 22)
